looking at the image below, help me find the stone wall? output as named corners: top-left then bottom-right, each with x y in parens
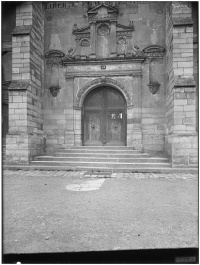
top-left (6, 2), bottom-right (45, 164)
top-left (43, 2), bottom-right (167, 154)
top-left (165, 2), bottom-right (198, 167)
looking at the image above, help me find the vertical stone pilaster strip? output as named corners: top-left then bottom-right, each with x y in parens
top-left (110, 21), bottom-right (117, 57)
top-left (90, 22), bottom-right (96, 58)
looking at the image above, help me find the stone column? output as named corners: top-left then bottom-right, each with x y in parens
top-left (165, 2), bottom-right (197, 167)
top-left (6, 2), bottom-right (45, 164)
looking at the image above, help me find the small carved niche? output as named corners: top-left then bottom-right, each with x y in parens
top-left (97, 23), bottom-right (111, 58)
top-left (117, 36), bottom-right (127, 55)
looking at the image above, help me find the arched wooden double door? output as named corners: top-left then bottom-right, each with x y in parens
top-left (83, 86), bottom-right (126, 146)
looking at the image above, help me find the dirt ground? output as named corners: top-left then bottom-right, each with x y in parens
top-left (3, 171), bottom-right (198, 254)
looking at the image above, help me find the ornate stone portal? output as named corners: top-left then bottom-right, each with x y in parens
top-left (43, 2), bottom-right (166, 152)
top-left (63, 3), bottom-right (145, 148)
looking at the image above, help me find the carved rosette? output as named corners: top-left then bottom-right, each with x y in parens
top-left (49, 86), bottom-right (61, 97)
top-left (148, 82), bottom-right (160, 94)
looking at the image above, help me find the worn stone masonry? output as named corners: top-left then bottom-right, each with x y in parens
top-left (165, 2), bottom-right (198, 167)
top-left (5, 2), bottom-right (45, 164)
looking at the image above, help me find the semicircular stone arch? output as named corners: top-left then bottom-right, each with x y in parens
top-left (75, 77), bottom-right (131, 108)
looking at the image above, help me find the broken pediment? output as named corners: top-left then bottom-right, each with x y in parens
top-left (88, 3), bottom-right (118, 22)
top-left (66, 3), bottom-right (143, 61)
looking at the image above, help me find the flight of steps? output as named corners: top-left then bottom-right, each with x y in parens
top-left (30, 146), bottom-right (171, 172)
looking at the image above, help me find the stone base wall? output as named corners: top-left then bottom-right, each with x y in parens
top-left (165, 133), bottom-right (198, 167)
top-left (142, 108), bottom-right (165, 154)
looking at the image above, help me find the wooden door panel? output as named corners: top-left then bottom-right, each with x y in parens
top-left (84, 111), bottom-right (102, 146)
top-left (106, 110), bottom-right (124, 146)
top-left (83, 86), bottom-right (126, 146)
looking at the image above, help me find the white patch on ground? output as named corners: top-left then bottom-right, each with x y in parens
top-left (66, 179), bottom-right (105, 191)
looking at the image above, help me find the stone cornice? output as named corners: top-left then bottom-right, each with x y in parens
top-left (62, 57), bottom-right (145, 66)
top-left (8, 80), bottom-right (30, 91)
top-left (174, 77), bottom-right (196, 88)
top-left (12, 25), bottom-right (32, 36)
top-left (172, 17), bottom-right (193, 26)
top-left (65, 70), bottom-right (142, 79)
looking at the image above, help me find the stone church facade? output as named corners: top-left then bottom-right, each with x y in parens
top-left (2, 1), bottom-right (198, 167)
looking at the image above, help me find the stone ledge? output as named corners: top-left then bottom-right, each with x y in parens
top-left (174, 77), bottom-right (196, 88)
top-left (9, 80), bottom-right (30, 91)
top-left (12, 25), bottom-right (32, 36)
top-left (172, 17), bottom-right (193, 26)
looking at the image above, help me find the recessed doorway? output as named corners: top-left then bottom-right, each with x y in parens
top-left (82, 86), bottom-right (126, 146)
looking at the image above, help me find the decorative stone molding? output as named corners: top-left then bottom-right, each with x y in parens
top-left (174, 77), bottom-right (196, 88)
top-left (8, 80), bottom-right (30, 91)
top-left (148, 81), bottom-right (160, 94)
top-left (49, 86), bottom-right (61, 97)
top-left (75, 77), bottom-right (131, 107)
top-left (45, 50), bottom-right (66, 68)
top-left (45, 50), bottom-right (65, 58)
top-left (172, 17), bottom-right (193, 26)
top-left (12, 25), bottom-right (32, 36)
top-left (143, 45), bottom-right (165, 59)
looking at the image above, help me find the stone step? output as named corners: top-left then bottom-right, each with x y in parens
top-left (34, 156), bottom-right (168, 163)
top-left (30, 161), bottom-right (171, 168)
top-left (72, 146), bottom-right (135, 150)
top-left (57, 149), bottom-right (142, 154)
top-left (54, 152), bottom-right (150, 158)
top-left (3, 165), bottom-right (198, 174)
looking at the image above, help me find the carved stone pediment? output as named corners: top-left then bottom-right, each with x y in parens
top-left (88, 3), bottom-right (118, 22)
